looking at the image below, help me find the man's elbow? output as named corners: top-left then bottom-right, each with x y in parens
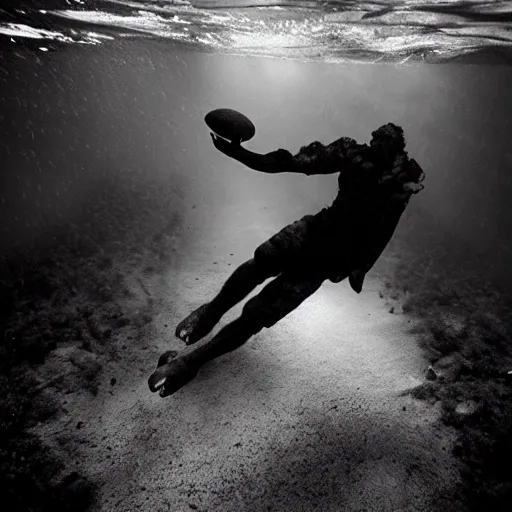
top-left (234, 152), bottom-right (271, 173)
top-left (262, 149), bottom-right (300, 174)
top-left (248, 155), bottom-right (280, 173)
top-left (244, 149), bottom-right (304, 174)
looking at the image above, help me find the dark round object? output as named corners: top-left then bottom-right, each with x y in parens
top-left (204, 108), bottom-right (256, 143)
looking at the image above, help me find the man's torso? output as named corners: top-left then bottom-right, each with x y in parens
top-left (302, 138), bottom-right (412, 280)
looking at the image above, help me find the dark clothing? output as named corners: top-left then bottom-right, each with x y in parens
top-left (254, 213), bottom-right (348, 279)
top-left (258, 137), bottom-right (419, 288)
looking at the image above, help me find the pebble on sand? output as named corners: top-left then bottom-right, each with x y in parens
top-left (426, 366), bottom-right (438, 381)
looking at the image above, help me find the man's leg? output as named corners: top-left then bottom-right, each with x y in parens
top-left (175, 215), bottom-right (317, 345)
top-left (175, 257), bottom-right (278, 345)
top-left (149, 270), bottom-right (325, 396)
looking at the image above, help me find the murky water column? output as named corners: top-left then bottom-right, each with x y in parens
top-left (1, 39), bottom-right (511, 282)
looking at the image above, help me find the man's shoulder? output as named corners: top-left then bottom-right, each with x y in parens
top-left (328, 137), bottom-right (364, 155)
top-left (326, 138), bottom-right (372, 171)
top-left (298, 137), bottom-right (362, 156)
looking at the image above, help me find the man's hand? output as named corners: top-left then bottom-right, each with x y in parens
top-left (210, 132), bottom-right (242, 158)
top-left (409, 159), bottom-right (425, 184)
top-left (403, 182), bottom-right (424, 194)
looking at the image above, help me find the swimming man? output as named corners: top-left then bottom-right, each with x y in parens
top-left (149, 123), bottom-right (425, 397)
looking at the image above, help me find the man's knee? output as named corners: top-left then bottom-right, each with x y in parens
top-left (241, 280), bottom-right (303, 330)
top-left (253, 243), bottom-right (272, 265)
top-left (241, 299), bottom-right (276, 330)
top-left (253, 243), bottom-right (282, 277)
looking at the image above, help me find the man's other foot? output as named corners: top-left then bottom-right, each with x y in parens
top-left (175, 303), bottom-right (222, 345)
top-left (148, 350), bottom-right (199, 398)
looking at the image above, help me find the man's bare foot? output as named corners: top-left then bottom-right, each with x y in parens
top-left (175, 303), bottom-right (222, 345)
top-left (148, 350), bottom-right (200, 398)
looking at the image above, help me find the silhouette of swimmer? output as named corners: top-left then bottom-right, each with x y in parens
top-left (149, 123), bottom-right (425, 397)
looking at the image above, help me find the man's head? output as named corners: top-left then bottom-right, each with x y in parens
top-left (370, 123), bottom-right (406, 165)
top-left (370, 123), bottom-right (425, 191)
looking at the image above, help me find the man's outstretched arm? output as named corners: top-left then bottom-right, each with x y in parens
top-left (211, 133), bottom-right (357, 175)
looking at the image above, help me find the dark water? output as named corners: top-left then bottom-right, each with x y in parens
top-left (1, 0), bottom-right (512, 64)
top-left (1, 35), bottom-right (512, 286)
top-left (1, 1), bottom-right (512, 290)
